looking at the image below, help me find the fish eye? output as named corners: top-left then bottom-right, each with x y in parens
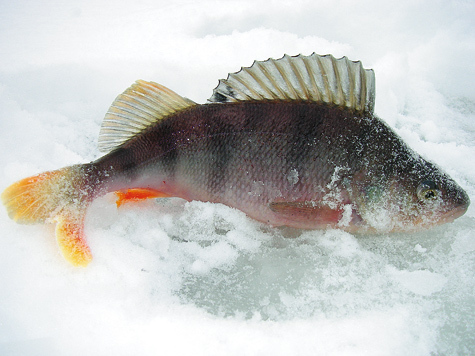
top-left (417, 180), bottom-right (440, 201)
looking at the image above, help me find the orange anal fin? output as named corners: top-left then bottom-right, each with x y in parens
top-left (54, 214), bottom-right (92, 267)
top-left (115, 188), bottom-right (170, 207)
top-left (269, 201), bottom-right (343, 226)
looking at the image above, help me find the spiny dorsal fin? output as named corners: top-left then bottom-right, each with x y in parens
top-left (208, 53), bottom-right (375, 114)
top-left (98, 80), bottom-right (197, 153)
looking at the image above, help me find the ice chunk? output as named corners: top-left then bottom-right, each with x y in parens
top-left (390, 268), bottom-right (448, 296)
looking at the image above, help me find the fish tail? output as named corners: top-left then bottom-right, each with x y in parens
top-left (2, 164), bottom-right (97, 266)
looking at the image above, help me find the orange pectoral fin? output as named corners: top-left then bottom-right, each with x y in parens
top-left (269, 201), bottom-right (343, 227)
top-left (115, 188), bottom-right (170, 207)
top-left (54, 213), bottom-right (92, 267)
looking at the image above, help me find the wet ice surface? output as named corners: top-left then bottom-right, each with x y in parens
top-left (1, 0), bottom-right (474, 355)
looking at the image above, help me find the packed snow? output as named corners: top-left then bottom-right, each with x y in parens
top-left (0, 0), bottom-right (474, 355)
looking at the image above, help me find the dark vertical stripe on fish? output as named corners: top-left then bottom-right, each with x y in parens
top-left (206, 132), bottom-right (234, 192)
top-left (286, 105), bottom-right (317, 176)
top-left (156, 122), bottom-right (178, 178)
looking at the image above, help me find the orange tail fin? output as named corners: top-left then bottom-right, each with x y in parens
top-left (54, 213), bottom-right (92, 267)
top-left (2, 165), bottom-right (94, 266)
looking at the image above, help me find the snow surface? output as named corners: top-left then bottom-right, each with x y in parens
top-left (1, 0), bottom-right (474, 355)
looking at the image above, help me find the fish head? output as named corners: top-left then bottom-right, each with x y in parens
top-left (350, 159), bottom-right (470, 232)
top-left (397, 165), bottom-right (470, 230)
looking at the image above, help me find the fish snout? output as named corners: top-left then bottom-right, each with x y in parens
top-left (442, 185), bottom-right (470, 222)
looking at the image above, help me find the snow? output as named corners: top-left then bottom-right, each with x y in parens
top-left (0, 0), bottom-right (474, 355)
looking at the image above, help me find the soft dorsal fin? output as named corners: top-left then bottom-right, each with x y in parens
top-left (208, 53), bottom-right (375, 114)
top-left (98, 80), bottom-right (197, 153)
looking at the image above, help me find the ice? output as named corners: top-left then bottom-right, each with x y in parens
top-left (389, 268), bottom-right (447, 296)
top-left (1, 0), bottom-right (474, 355)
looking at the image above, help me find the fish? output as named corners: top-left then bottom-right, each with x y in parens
top-left (1, 53), bottom-right (470, 267)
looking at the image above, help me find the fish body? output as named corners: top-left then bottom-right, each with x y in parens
top-left (2, 53), bottom-right (470, 266)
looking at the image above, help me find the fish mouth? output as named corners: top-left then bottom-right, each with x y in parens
top-left (440, 205), bottom-right (468, 224)
top-left (438, 194), bottom-right (470, 224)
